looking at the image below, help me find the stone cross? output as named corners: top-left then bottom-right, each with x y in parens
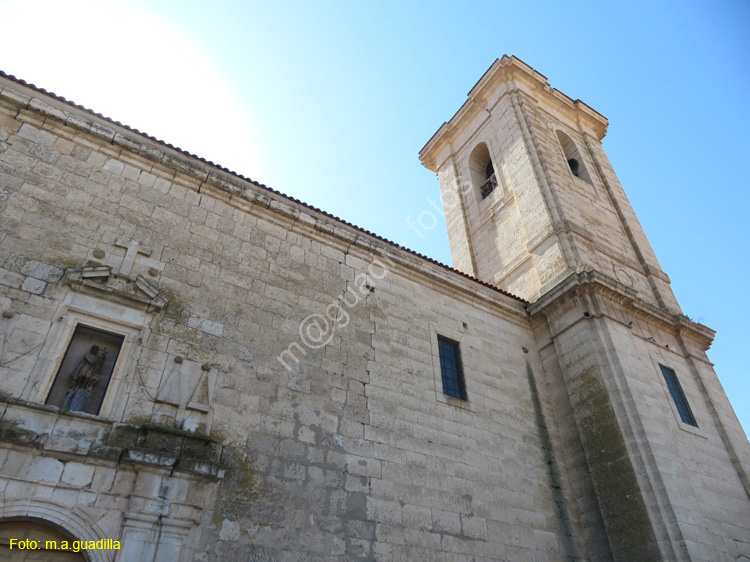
top-left (115, 238), bottom-right (152, 278)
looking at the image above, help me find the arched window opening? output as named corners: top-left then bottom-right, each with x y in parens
top-left (0, 520), bottom-right (86, 561)
top-left (469, 143), bottom-right (498, 200)
top-left (556, 131), bottom-right (592, 184)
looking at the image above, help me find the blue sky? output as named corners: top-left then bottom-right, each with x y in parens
top-left (1, 0), bottom-right (748, 434)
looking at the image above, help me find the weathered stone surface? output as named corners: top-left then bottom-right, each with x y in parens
top-left (0, 59), bottom-right (748, 562)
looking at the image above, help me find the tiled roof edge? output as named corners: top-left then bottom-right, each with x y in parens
top-left (0, 69), bottom-right (528, 305)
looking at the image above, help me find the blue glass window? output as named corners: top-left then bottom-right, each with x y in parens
top-left (660, 365), bottom-right (697, 427)
top-left (438, 336), bottom-right (467, 400)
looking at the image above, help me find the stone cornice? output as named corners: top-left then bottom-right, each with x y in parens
top-left (0, 397), bottom-right (224, 479)
top-left (419, 55), bottom-right (609, 172)
top-left (228, 190), bottom-right (531, 325)
top-left (528, 268), bottom-right (716, 350)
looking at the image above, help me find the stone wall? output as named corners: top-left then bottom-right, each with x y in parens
top-left (421, 56), bottom-right (750, 561)
top-left (3, 60), bottom-right (749, 561)
top-left (530, 271), bottom-right (750, 561)
top-left (422, 57), bottom-right (680, 314)
top-left (0, 75), bottom-right (586, 561)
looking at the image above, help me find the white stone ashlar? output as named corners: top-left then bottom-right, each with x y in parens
top-left (1, 58), bottom-right (749, 561)
top-left (422, 56), bottom-right (750, 560)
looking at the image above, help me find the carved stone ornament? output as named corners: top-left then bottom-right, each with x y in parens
top-left (156, 359), bottom-right (215, 413)
top-left (63, 265), bottom-right (168, 311)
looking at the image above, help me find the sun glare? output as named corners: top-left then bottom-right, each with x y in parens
top-left (0, 0), bottom-right (264, 180)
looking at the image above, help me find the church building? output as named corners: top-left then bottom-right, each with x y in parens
top-left (0, 56), bottom-right (748, 561)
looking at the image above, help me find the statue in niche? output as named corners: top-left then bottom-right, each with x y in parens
top-left (60, 345), bottom-right (107, 412)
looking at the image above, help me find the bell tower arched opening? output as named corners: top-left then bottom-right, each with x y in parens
top-left (556, 130), bottom-right (592, 184)
top-left (468, 142), bottom-right (498, 200)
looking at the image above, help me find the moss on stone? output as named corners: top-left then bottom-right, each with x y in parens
top-left (0, 419), bottom-right (40, 446)
top-left (574, 366), bottom-right (660, 560)
top-left (157, 284), bottom-right (187, 322)
top-left (526, 361), bottom-right (580, 561)
top-left (213, 447), bottom-right (260, 522)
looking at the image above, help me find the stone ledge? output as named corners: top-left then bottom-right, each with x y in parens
top-left (528, 267), bottom-right (716, 350)
top-left (0, 397), bottom-right (225, 479)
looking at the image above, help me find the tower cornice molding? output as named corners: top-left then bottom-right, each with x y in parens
top-left (420, 55), bottom-right (609, 172)
top-left (528, 268), bottom-right (715, 350)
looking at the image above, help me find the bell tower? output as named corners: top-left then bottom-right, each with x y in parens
top-left (421, 56), bottom-right (750, 561)
top-left (420, 56), bottom-right (678, 313)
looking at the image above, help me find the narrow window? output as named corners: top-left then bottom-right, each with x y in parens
top-left (438, 336), bottom-right (467, 400)
top-left (46, 324), bottom-right (124, 415)
top-left (659, 365), bottom-right (697, 427)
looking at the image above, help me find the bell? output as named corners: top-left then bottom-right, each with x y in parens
top-left (567, 158), bottom-right (579, 177)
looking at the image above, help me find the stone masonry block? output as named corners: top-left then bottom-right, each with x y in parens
top-left (27, 457), bottom-right (64, 484)
top-left (0, 69), bottom-right (746, 562)
top-left (61, 462), bottom-right (95, 487)
top-left (20, 260), bottom-right (64, 282)
top-left (20, 276), bottom-right (46, 294)
top-left (0, 267), bottom-right (23, 288)
top-left (17, 123), bottom-right (57, 147)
